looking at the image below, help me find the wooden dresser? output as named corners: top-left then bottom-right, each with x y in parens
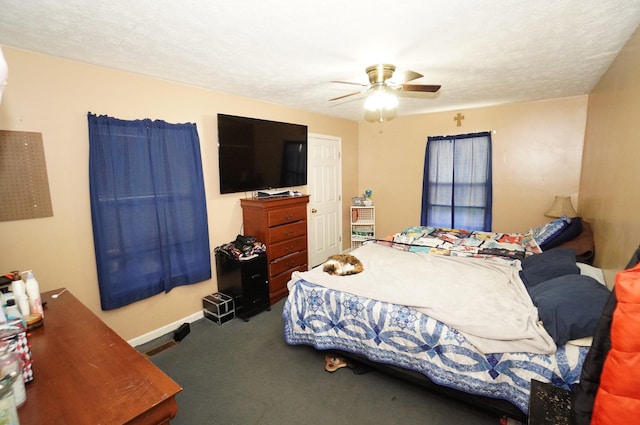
top-left (241, 195), bottom-right (310, 304)
top-left (18, 289), bottom-right (182, 425)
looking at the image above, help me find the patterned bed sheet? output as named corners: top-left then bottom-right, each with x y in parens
top-left (386, 226), bottom-right (541, 260)
top-left (283, 279), bottom-right (588, 414)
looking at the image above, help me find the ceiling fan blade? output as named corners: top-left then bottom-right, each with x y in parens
top-left (400, 84), bottom-right (441, 93)
top-left (329, 91), bottom-right (363, 101)
top-left (330, 80), bottom-right (369, 87)
top-left (388, 70), bottom-right (423, 85)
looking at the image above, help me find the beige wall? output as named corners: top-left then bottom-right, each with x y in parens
top-left (579, 26), bottom-right (640, 285)
top-left (0, 47), bottom-right (359, 341)
top-left (357, 96), bottom-right (588, 238)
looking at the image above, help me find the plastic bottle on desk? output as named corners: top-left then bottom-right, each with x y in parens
top-left (2, 292), bottom-right (13, 313)
top-left (0, 380), bottom-right (19, 425)
top-left (0, 289), bottom-right (6, 324)
top-left (0, 342), bottom-right (26, 409)
top-left (10, 272), bottom-right (29, 318)
top-left (3, 300), bottom-right (23, 327)
top-left (0, 287), bottom-right (7, 309)
top-left (24, 271), bottom-right (43, 318)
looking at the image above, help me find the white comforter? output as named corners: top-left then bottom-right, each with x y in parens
top-left (287, 242), bottom-right (556, 354)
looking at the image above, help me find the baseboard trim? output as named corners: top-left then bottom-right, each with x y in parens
top-left (127, 310), bottom-right (204, 347)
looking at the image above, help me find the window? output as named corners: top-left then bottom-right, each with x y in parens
top-left (421, 132), bottom-right (492, 231)
top-left (88, 114), bottom-right (211, 310)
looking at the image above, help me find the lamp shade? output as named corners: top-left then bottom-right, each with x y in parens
top-left (544, 195), bottom-right (577, 218)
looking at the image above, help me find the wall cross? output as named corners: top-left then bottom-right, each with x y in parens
top-left (454, 112), bottom-right (464, 126)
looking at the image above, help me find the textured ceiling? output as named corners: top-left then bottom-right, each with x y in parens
top-left (1, 0), bottom-right (639, 122)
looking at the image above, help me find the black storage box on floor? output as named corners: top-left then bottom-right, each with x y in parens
top-left (527, 379), bottom-right (571, 425)
top-left (203, 292), bottom-right (235, 325)
top-left (215, 250), bottom-right (269, 321)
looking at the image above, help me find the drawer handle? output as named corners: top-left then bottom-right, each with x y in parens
top-left (284, 214), bottom-right (294, 221)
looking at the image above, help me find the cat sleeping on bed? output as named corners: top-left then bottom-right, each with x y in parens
top-left (322, 254), bottom-right (364, 276)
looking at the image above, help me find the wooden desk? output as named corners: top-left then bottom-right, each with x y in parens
top-left (18, 289), bottom-right (182, 425)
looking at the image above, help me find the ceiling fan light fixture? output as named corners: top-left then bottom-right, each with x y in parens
top-left (365, 107), bottom-right (398, 123)
top-left (330, 63), bottom-right (441, 122)
top-left (364, 87), bottom-right (398, 112)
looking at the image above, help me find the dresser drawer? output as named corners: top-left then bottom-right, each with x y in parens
top-left (267, 221), bottom-right (307, 244)
top-left (240, 195), bottom-right (310, 305)
top-left (267, 204), bottom-right (307, 227)
top-left (270, 264), bottom-right (308, 298)
top-left (269, 236), bottom-right (307, 260)
top-left (269, 251), bottom-right (307, 277)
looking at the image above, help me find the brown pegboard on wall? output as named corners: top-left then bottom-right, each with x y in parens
top-left (0, 130), bottom-right (53, 222)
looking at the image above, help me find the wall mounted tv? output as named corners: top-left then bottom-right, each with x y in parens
top-left (217, 114), bottom-right (308, 194)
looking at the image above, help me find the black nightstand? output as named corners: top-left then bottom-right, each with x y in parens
top-left (215, 251), bottom-right (270, 321)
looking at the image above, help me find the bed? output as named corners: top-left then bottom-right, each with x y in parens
top-left (282, 218), bottom-right (610, 420)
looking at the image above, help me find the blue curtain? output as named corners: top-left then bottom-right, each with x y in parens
top-left (420, 132), bottom-right (492, 231)
top-left (88, 113), bottom-right (211, 310)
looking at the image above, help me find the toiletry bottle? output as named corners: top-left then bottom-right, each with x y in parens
top-left (24, 271), bottom-right (43, 318)
top-left (0, 349), bottom-right (20, 425)
top-left (0, 299), bottom-right (6, 324)
top-left (0, 343), bottom-right (26, 408)
top-left (10, 272), bottom-right (29, 318)
top-left (4, 300), bottom-right (22, 325)
top-left (2, 292), bottom-right (13, 312)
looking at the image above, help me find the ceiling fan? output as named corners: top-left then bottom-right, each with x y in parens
top-left (330, 64), bottom-right (441, 122)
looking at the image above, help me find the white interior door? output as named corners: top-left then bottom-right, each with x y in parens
top-left (307, 134), bottom-right (342, 268)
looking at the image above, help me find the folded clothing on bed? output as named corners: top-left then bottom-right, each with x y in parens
top-left (389, 226), bottom-right (541, 260)
top-left (556, 220), bottom-right (595, 264)
top-left (531, 217), bottom-right (595, 264)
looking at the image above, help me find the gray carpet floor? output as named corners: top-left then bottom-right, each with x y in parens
top-left (143, 299), bottom-right (502, 425)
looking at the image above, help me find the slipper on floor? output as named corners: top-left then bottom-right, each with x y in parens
top-left (324, 354), bottom-right (348, 372)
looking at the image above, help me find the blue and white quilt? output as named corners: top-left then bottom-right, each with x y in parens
top-left (282, 241), bottom-right (590, 414)
top-left (283, 279), bottom-right (588, 414)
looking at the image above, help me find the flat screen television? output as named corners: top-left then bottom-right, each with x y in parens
top-left (217, 114), bottom-right (308, 194)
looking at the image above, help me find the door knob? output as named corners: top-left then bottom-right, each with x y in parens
top-left (311, 208), bottom-right (317, 213)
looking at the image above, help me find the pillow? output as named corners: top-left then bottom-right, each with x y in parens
top-left (567, 336), bottom-right (594, 347)
top-left (577, 263), bottom-right (606, 286)
top-left (531, 215), bottom-right (571, 247)
top-left (528, 274), bottom-right (611, 346)
top-left (539, 217), bottom-right (583, 251)
top-left (520, 248), bottom-right (580, 288)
